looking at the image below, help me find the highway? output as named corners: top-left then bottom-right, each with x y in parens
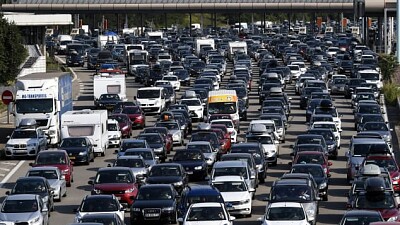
top-left (0, 57), bottom-right (393, 225)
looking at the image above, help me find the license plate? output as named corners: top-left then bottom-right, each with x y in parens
top-left (15, 150), bottom-right (26, 153)
top-left (187, 171), bottom-right (193, 174)
top-left (145, 213), bottom-right (160, 217)
top-left (69, 156), bottom-right (76, 160)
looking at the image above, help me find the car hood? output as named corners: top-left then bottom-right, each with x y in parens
top-left (132, 200), bottom-right (174, 208)
top-left (221, 191), bottom-right (250, 202)
top-left (63, 147), bottom-right (87, 153)
top-left (263, 220), bottom-right (309, 225)
top-left (350, 156), bottom-right (365, 165)
top-left (94, 183), bottom-right (136, 191)
top-left (168, 130), bottom-right (181, 136)
top-left (7, 139), bottom-right (37, 145)
top-left (173, 161), bottom-right (204, 168)
top-left (262, 144), bottom-right (277, 152)
top-left (146, 176), bottom-right (182, 184)
top-left (0, 212), bottom-right (39, 222)
top-left (47, 179), bottom-right (59, 188)
top-left (148, 143), bottom-right (164, 149)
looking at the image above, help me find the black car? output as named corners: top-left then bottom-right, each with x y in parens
top-left (174, 69), bottom-right (191, 86)
top-left (87, 48), bottom-right (100, 70)
top-left (66, 52), bottom-right (84, 67)
top-left (7, 177), bottom-right (55, 213)
top-left (80, 213), bottom-right (125, 225)
top-left (307, 128), bottom-right (338, 159)
top-left (59, 137), bottom-right (95, 164)
top-left (95, 93), bottom-right (122, 110)
top-left (238, 99), bottom-right (247, 121)
top-left (337, 60), bottom-right (354, 76)
top-left (344, 78), bottom-right (366, 99)
top-left (339, 210), bottom-right (384, 225)
top-left (290, 164), bottom-right (330, 201)
top-left (354, 103), bottom-right (383, 130)
top-left (190, 131), bottom-right (221, 155)
top-left (189, 61), bottom-right (206, 77)
top-left (146, 163), bottom-right (188, 194)
top-left (291, 134), bottom-right (328, 157)
top-left (357, 114), bottom-right (386, 132)
top-left (137, 133), bottom-right (167, 162)
top-left (300, 87), bottom-right (324, 109)
top-left (171, 150), bottom-right (208, 181)
top-left (130, 184), bottom-right (179, 224)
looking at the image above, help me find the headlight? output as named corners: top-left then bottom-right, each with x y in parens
top-left (5, 144), bottom-right (13, 148)
top-left (122, 125), bottom-right (129, 130)
top-left (30, 216), bottom-right (40, 224)
top-left (93, 188), bottom-right (102, 194)
top-left (240, 199), bottom-right (250, 204)
top-left (162, 207), bottom-right (175, 212)
top-left (79, 151), bottom-right (87, 155)
top-left (306, 209), bottom-right (315, 221)
top-left (388, 216), bottom-right (399, 222)
top-left (173, 181), bottom-right (183, 186)
top-left (125, 187), bottom-right (135, 193)
top-left (194, 166), bottom-right (203, 170)
top-left (319, 182), bottom-right (327, 189)
top-left (61, 169), bottom-right (69, 175)
top-left (132, 207), bottom-right (141, 212)
top-left (328, 144), bottom-right (335, 150)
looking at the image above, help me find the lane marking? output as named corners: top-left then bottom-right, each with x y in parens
top-left (0, 174), bottom-right (5, 177)
top-left (0, 168), bottom-right (10, 171)
top-left (0, 162), bottom-right (17, 165)
top-left (0, 160), bottom-right (25, 188)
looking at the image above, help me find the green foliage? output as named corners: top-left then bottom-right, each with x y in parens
top-left (0, 15), bottom-right (27, 85)
top-left (382, 82), bottom-right (400, 106)
top-left (378, 54), bottom-right (398, 81)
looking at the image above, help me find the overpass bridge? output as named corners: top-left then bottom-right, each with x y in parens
top-left (0, 0), bottom-right (396, 16)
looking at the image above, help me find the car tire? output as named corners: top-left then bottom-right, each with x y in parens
top-left (57, 189), bottom-right (62, 202)
top-left (63, 189), bottom-right (67, 197)
top-left (323, 195), bottom-right (328, 201)
top-left (171, 212), bottom-right (177, 224)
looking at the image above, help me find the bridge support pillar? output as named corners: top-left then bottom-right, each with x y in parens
top-left (378, 17), bottom-right (382, 53)
top-left (263, 12), bottom-right (266, 33)
top-left (117, 14), bottom-right (120, 34)
top-left (189, 13), bottom-right (192, 36)
top-left (164, 13), bottom-right (167, 30)
top-left (140, 14), bottom-right (144, 36)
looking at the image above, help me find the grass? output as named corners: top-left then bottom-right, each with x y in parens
top-left (0, 102), bottom-right (6, 112)
top-left (46, 56), bottom-right (62, 72)
top-left (382, 82), bottom-right (400, 106)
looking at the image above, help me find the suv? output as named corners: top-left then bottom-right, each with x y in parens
top-left (5, 118), bottom-right (48, 158)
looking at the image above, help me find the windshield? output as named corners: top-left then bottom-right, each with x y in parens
top-left (2, 200), bottom-right (38, 213)
top-left (137, 90), bottom-right (160, 99)
top-left (314, 108), bottom-right (338, 117)
top-left (108, 123), bottom-right (118, 131)
top-left (11, 130), bottom-right (37, 139)
top-left (353, 143), bottom-right (389, 156)
top-left (356, 194), bottom-right (395, 209)
top-left (334, 79), bottom-right (347, 84)
top-left (174, 151), bottom-right (203, 161)
top-left (266, 207), bottom-right (306, 221)
top-left (124, 151), bottom-right (152, 160)
top-left (363, 123), bottom-right (389, 131)
top-left (137, 187), bottom-right (173, 200)
top-left (156, 122), bottom-right (179, 130)
top-left (213, 167), bottom-right (248, 179)
top-left (359, 73), bottom-right (379, 80)
top-left (122, 107), bottom-right (141, 114)
top-left (121, 142), bottom-right (146, 151)
top-left (27, 170), bottom-right (58, 180)
top-left (13, 180), bottom-right (46, 194)
top-left (208, 102), bottom-right (237, 114)
top-left (191, 133), bottom-right (218, 145)
top-left (296, 154), bottom-right (324, 164)
top-left (137, 135), bottom-right (163, 144)
top-left (291, 166), bottom-right (324, 178)
top-left (211, 121), bottom-right (233, 128)
top-left (81, 198), bottom-right (119, 212)
top-left (359, 105), bottom-right (381, 114)
top-left (114, 158), bottom-right (144, 168)
top-left (187, 144), bottom-right (212, 153)
top-left (246, 135), bottom-right (273, 144)
top-left (95, 170), bottom-right (133, 183)
top-left (342, 216), bottom-right (382, 225)
top-left (36, 153), bottom-right (66, 165)
top-left (149, 166), bottom-right (181, 176)
top-left (271, 185), bottom-right (312, 202)
top-left (181, 99), bottom-right (201, 106)
top-left (16, 99), bottom-right (53, 113)
top-left (60, 138), bottom-right (87, 147)
top-left (187, 206), bottom-right (226, 221)
top-left (308, 130), bottom-right (334, 141)
top-left (313, 124), bottom-right (337, 131)
top-left (213, 181), bottom-right (247, 192)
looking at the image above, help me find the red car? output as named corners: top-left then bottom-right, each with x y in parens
top-left (88, 167), bottom-right (139, 207)
top-left (121, 106), bottom-right (146, 129)
top-left (141, 127), bottom-right (173, 154)
top-left (210, 124), bottom-right (232, 153)
top-left (363, 154), bottom-right (400, 192)
top-left (291, 151), bottom-right (332, 176)
top-left (30, 150), bottom-right (74, 187)
top-left (211, 128), bottom-right (231, 153)
top-left (109, 113), bottom-right (132, 138)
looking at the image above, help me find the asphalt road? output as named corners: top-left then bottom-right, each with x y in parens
top-left (0, 57), bottom-right (397, 225)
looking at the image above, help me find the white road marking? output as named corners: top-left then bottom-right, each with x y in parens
top-left (0, 160), bottom-right (25, 188)
top-left (0, 168), bottom-right (10, 171)
top-left (0, 174), bottom-right (6, 177)
top-left (0, 162), bottom-right (17, 165)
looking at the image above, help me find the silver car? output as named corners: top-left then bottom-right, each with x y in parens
top-left (26, 167), bottom-right (67, 201)
top-left (123, 148), bottom-right (159, 169)
top-left (0, 194), bottom-right (49, 225)
top-left (155, 121), bottom-right (184, 146)
top-left (186, 141), bottom-right (217, 167)
top-left (111, 155), bottom-right (149, 180)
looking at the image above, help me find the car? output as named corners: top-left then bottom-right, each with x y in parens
top-left (73, 195), bottom-right (125, 222)
top-left (329, 77), bottom-right (348, 94)
top-left (290, 134), bottom-right (328, 158)
top-left (141, 127), bottom-right (173, 154)
top-left (245, 131), bottom-right (279, 166)
top-left (59, 137), bottom-right (95, 165)
top-left (110, 155), bottom-right (149, 181)
top-left (344, 78), bottom-right (366, 99)
top-left (115, 139), bottom-right (150, 157)
top-left (307, 128), bottom-right (338, 159)
top-left (80, 213), bottom-right (125, 225)
top-left (30, 150), bottom-right (74, 187)
top-left (146, 163), bottom-right (189, 194)
top-left (310, 121), bottom-right (342, 148)
top-left (172, 149), bottom-right (208, 181)
top-left (178, 202), bottom-right (235, 225)
top-left (357, 114), bottom-right (386, 132)
top-left (95, 93), bottom-right (122, 110)
top-left (210, 119), bottom-right (238, 143)
top-left (155, 121), bottom-right (185, 146)
top-left (109, 113), bottom-right (133, 138)
top-left (291, 151), bottom-right (332, 176)
top-left (260, 202), bottom-right (309, 225)
top-left (186, 141), bottom-right (217, 168)
top-left (178, 185), bottom-right (225, 218)
top-left (265, 178), bottom-right (320, 225)
top-left (163, 74), bottom-right (181, 90)
top-left (211, 176), bottom-right (253, 216)
top-left (88, 167), bottom-right (139, 207)
top-left (290, 164), bottom-right (330, 201)
top-left (351, 191), bottom-right (400, 221)
top-left (360, 122), bottom-right (393, 145)
top-left (137, 133), bottom-right (168, 162)
top-left (26, 166), bottom-right (67, 202)
top-left (7, 176), bottom-right (55, 213)
top-left (0, 194), bottom-right (49, 225)
top-left (123, 148), bottom-right (159, 169)
top-left (363, 153), bottom-right (400, 192)
top-left (338, 210), bottom-right (384, 225)
top-left (107, 119), bottom-right (122, 147)
top-left (190, 131), bottom-right (221, 157)
top-left (130, 184), bottom-right (179, 224)
top-left (120, 106), bottom-right (146, 129)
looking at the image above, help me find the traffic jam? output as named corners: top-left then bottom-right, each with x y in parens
top-left (0, 22), bottom-right (395, 225)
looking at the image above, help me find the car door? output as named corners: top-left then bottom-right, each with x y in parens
top-left (45, 180), bottom-right (54, 210)
top-left (57, 168), bottom-right (67, 197)
top-left (39, 198), bottom-right (49, 225)
top-left (38, 129), bottom-right (47, 149)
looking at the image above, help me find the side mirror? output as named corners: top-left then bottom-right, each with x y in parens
top-left (88, 180), bottom-right (94, 185)
top-left (288, 162), bottom-right (293, 166)
top-left (5, 191), bottom-right (10, 195)
top-left (327, 174), bottom-right (331, 178)
top-left (229, 216), bottom-right (236, 221)
top-left (29, 162), bottom-right (34, 166)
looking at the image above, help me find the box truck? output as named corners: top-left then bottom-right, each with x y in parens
top-left (228, 41), bottom-right (247, 61)
top-left (61, 109), bottom-right (109, 156)
top-left (13, 72), bottom-right (73, 146)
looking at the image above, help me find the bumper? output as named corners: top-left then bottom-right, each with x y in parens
top-left (227, 202), bottom-right (252, 215)
top-left (141, 106), bottom-right (162, 113)
top-left (109, 138), bottom-right (121, 146)
top-left (68, 154), bottom-right (90, 163)
top-left (5, 148), bottom-right (38, 157)
top-left (131, 210), bottom-right (176, 223)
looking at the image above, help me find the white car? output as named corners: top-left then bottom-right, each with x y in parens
top-left (180, 98), bottom-right (204, 120)
top-left (26, 167), bottom-right (67, 201)
top-left (310, 121), bottom-right (341, 148)
top-left (107, 119), bottom-right (121, 148)
top-left (288, 64), bottom-right (302, 80)
top-left (290, 61), bottom-right (307, 74)
top-left (211, 176), bottom-right (253, 216)
top-left (210, 119), bottom-right (237, 143)
top-left (246, 133), bottom-right (279, 166)
top-left (178, 202), bottom-right (235, 225)
top-left (260, 202), bottom-right (310, 225)
top-left (162, 75), bottom-right (181, 91)
top-left (74, 195), bottom-right (125, 222)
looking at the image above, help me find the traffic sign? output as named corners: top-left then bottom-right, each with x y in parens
top-left (1, 90), bottom-right (14, 105)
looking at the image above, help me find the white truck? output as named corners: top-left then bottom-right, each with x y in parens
top-left (12, 72), bottom-right (73, 146)
top-left (228, 41), bottom-right (247, 61)
top-left (93, 73), bottom-right (127, 105)
top-left (61, 109), bottom-right (109, 156)
top-left (195, 38), bottom-right (215, 56)
top-left (127, 49), bottom-right (149, 75)
top-left (97, 35), bottom-right (119, 50)
top-left (146, 31), bottom-right (163, 41)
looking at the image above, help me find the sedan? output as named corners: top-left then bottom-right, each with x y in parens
top-left (261, 202), bottom-right (309, 225)
top-left (26, 167), bottom-right (67, 202)
top-left (74, 195), bottom-right (125, 222)
top-left (146, 163), bottom-right (188, 194)
top-left (95, 93), bottom-right (122, 110)
top-left (339, 210), bottom-right (384, 225)
top-left (109, 113), bottom-right (133, 138)
top-left (0, 194), bottom-right (49, 225)
top-left (120, 106), bottom-right (146, 129)
top-left (59, 137), bottom-right (95, 165)
top-left (172, 149), bottom-right (208, 181)
top-left (155, 121), bottom-right (185, 146)
top-left (137, 133), bottom-right (167, 162)
top-left (178, 202), bottom-right (234, 225)
top-left (111, 155), bottom-right (149, 181)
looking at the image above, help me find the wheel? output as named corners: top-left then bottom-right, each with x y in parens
top-left (272, 159), bottom-right (278, 166)
top-left (101, 150), bottom-right (105, 157)
top-left (171, 211), bottom-right (177, 224)
top-left (63, 189), bottom-right (67, 197)
top-left (323, 195), bottom-right (328, 201)
top-left (66, 181), bottom-right (71, 187)
top-left (57, 188), bottom-right (62, 202)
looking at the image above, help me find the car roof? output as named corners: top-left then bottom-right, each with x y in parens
top-left (28, 166), bottom-right (60, 171)
top-left (84, 194), bottom-right (114, 200)
top-left (212, 176), bottom-right (245, 182)
top-left (344, 210), bottom-right (382, 217)
top-left (6, 194), bottom-right (38, 200)
top-left (17, 176), bottom-right (47, 182)
top-left (97, 167), bottom-right (132, 172)
top-left (117, 155), bottom-right (143, 160)
top-left (187, 141), bottom-right (211, 146)
top-left (275, 179), bottom-right (308, 186)
top-left (185, 185), bottom-right (221, 195)
top-left (213, 160), bottom-right (247, 167)
top-left (190, 202), bottom-right (224, 208)
top-left (125, 148), bottom-right (152, 152)
top-left (269, 202), bottom-right (302, 208)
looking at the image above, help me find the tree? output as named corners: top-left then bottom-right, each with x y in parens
top-left (0, 15), bottom-right (27, 85)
